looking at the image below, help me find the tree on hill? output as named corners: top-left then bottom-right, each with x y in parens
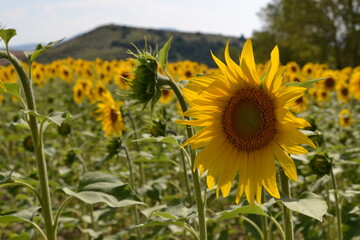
top-left (252, 0), bottom-right (359, 68)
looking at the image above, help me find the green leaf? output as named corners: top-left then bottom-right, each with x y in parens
top-left (208, 204), bottom-right (268, 223)
top-left (63, 171), bottom-right (144, 208)
top-left (1, 82), bottom-right (21, 98)
top-left (133, 135), bottom-right (182, 146)
top-left (280, 192), bottom-right (327, 222)
top-left (46, 111), bottom-right (72, 127)
top-left (0, 29), bottom-right (17, 46)
top-left (158, 36), bottom-right (173, 70)
top-left (285, 77), bottom-right (328, 88)
top-left (0, 171), bottom-right (14, 184)
top-left (24, 38), bottom-right (64, 63)
top-left (8, 232), bottom-right (30, 240)
top-left (0, 206), bottom-right (41, 224)
top-left (24, 110), bottom-right (71, 128)
top-left (137, 205), bottom-right (196, 228)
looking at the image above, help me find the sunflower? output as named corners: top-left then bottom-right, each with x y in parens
top-left (349, 71), bottom-right (360, 100)
top-left (95, 92), bottom-right (126, 136)
top-left (159, 89), bottom-right (175, 104)
top-left (339, 109), bottom-right (352, 127)
top-left (177, 39), bottom-right (315, 205)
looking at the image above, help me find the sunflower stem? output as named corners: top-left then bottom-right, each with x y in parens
top-left (0, 51), bottom-right (55, 240)
top-left (330, 168), bottom-right (343, 240)
top-left (180, 148), bottom-right (193, 206)
top-left (158, 74), bottom-right (207, 240)
top-left (279, 168), bottom-right (293, 240)
top-left (121, 145), bottom-right (141, 240)
top-left (261, 188), bottom-right (268, 240)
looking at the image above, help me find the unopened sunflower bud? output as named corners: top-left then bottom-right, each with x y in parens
top-left (106, 137), bottom-right (122, 155)
top-left (309, 154), bottom-right (332, 176)
top-left (23, 135), bottom-right (34, 152)
top-left (65, 150), bottom-right (77, 165)
top-left (149, 119), bottom-right (166, 137)
top-left (58, 122), bottom-right (71, 136)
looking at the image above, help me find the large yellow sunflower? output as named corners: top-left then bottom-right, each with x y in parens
top-left (177, 39), bottom-right (315, 205)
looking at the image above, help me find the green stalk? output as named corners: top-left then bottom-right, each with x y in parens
top-left (279, 168), bottom-right (293, 240)
top-left (261, 188), bottom-right (268, 240)
top-left (330, 168), bottom-right (343, 240)
top-left (158, 75), bottom-right (207, 240)
top-left (124, 112), bottom-right (145, 186)
top-left (122, 145), bottom-right (141, 240)
top-left (180, 148), bottom-right (193, 206)
top-left (0, 52), bottom-right (55, 240)
top-left (241, 216), bottom-right (264, 240)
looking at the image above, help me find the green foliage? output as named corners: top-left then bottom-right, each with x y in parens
top-left (63, 171), bottom-right (144, 208)
top-left (37, 24), bottom-right (245, 67)
top-left (280, 192), bottom-right (328, 222)
top-left (253, 0), bottom-right (359, 67)
top-left (24, 38), bottom-right (64, 63)
top-left (0, 28), bottom-right (17, 48)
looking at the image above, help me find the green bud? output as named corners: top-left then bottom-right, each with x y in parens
top-left (65, 149), bottom-right (77, 165)
top-left (309, 154), bottom-right (332, 176)
top-left (23, 135), bottom-right (34, 152)
top-left (58, 122), bottom-right (71, 136)
top-left (106, 137), bottom-right (122, 155)
top-left (149, 119), bottom-right (166, 137)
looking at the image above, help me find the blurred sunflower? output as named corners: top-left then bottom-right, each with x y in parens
top-left (95, 92), bottom-right (126, 136)
top-left (337, 84), bottom-right (350, 102)
top-left (177, 39), bottom-right (315, 205)
top-left (350, 71), bottom-right (360, 100)
top-left (290, 95), bottom-right (308, 113)
top-left (159, 89), bottom-right (174, 104)
top-left (339, 109), bottom-right (352, 127)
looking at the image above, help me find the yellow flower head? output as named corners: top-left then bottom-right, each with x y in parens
top-left (339, 109), bottom-right (352, 127)
top-left (177, 39), bottom-right (315, 205)
top-left (95, 93), bottom-right (126, 136)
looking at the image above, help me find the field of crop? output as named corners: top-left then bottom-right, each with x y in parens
top-left (1, 30), bottom-right (360, 240)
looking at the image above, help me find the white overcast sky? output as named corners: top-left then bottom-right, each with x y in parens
top-left (1, 0), bottom-right (271, 46)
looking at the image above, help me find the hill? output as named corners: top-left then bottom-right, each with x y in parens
top-left (38, 24), bottom-right (246, 67)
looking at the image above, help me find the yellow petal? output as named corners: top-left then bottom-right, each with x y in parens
top-left (271, 142), bottom-right (297, 181)
top-left (260, 146), bottom-right (280, 199)
top-left (264, 45), bottom-right (280, 93)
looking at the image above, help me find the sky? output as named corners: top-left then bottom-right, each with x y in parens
top-left (1, 0), bottom-right (271, 46)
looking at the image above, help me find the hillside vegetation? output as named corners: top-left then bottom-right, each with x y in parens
top-left (38, 24), bottom-right (246, 67)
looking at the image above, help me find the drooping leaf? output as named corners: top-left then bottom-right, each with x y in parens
top-left (0, 29), bottom-right (17, 46)
top-left (208, 204), bottom-right (268, 223)
top-left (158, 36), bottom-right (173, 70)
top-left (63, 171), bottom-right (144, 208)
top-left (24, 38), bottom-right (64, 63)
top-left (0, 206), bottom-right (41, 224)
top-left (280, 192), bottom-right (327, 222)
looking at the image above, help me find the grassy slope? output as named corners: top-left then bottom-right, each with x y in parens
top-left (38, 24), bottom-right (246, 67)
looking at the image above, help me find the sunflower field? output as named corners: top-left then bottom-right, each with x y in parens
top-left (0, 29), bottom-right (359, 240)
